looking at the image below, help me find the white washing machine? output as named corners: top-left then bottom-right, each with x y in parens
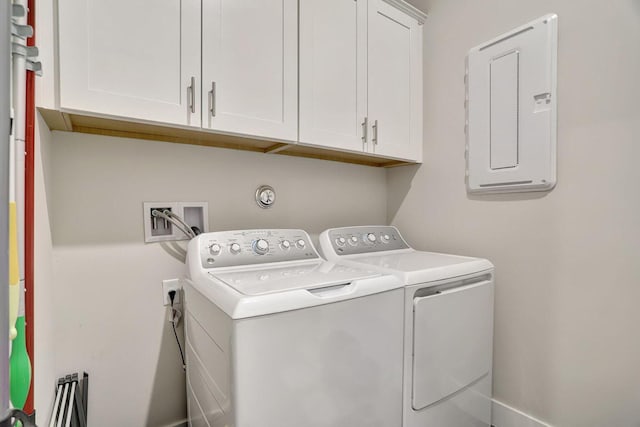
top-left (184, 229), bottom-right (405, 427)
top-left (319, 226), bottom-right (495, 427)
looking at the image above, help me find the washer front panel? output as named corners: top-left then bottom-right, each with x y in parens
top-left (232, 288), bottom-right (405, 426)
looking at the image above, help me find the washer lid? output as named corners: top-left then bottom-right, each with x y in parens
top-left (346, 250), bottom-right (493, 285)
top-left (188, 259), bottom-right (404, 319)
top-left (212, 261), bottom-right (382, 296)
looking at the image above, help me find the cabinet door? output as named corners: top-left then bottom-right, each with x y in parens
top-left (202, 0), bottom-right (298, 142)
top-left (58, 0), bottom-right (201, 127)
top-left (299, 0), bottom-right (367, 152)
top-left (368, 0), bottom-right (422, 161)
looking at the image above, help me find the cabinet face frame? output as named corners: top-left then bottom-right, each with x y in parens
top-left (298, 0), bottom-right (368, 153)
top-left (201, 0), bottom-right (298, 142)
top-left (367, 0), bottom-right (423, 162)
top-left (58, 0), bottom-right (202, 127)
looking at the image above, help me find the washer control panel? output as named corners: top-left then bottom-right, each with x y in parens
top-left (325, 226), bottom-right (410, 256)
top-left (198, 229), bottom-right (319, 268)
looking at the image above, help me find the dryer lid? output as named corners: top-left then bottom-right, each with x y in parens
top-left (346, 251), bottom-right (493, 285)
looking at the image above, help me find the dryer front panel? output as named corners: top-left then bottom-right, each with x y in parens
top-left (412, 279), bottom-right (494, 410)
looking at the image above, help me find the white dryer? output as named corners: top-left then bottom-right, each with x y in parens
top-left (319, 226), bottom-right (495, 427)
top-left (184, 229), bottom-right (405, 427)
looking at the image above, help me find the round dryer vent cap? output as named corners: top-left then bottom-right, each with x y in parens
top-left (255, 185), bottom-right (276, 209)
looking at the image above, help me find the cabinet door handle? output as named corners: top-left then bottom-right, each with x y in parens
top-left (208, 81), bottom-right (216, 117)
top-left (361, 117), bottom-right (368, 143)
top-left (372, 119), bottom-right (378, 145)
top-left (187, 76), bottom-right (195, 114)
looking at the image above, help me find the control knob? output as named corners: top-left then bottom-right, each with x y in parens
top-left (349, 236), bottom-right (359, 246)
top-left (280, 240), bottom-right (291, 250)
top-left (296, 239), bottom-right (306, 249)
top-left (230, 242), bottom-right (241, 255)
top-left (381, 234), bottom-right (390, 243)
top-left (335, 237), bottom-right (346, 247)
top-left (209, 243), bottom-right (222, 255)
top-left (253, 239), bottom-right (270, 255)
top-left (366, 233), bottom-right (377, 243)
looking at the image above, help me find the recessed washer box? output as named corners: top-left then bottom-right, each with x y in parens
top-left (466, 14), bottom-right (558, 193)
top-left (143, 201), bottom-right (209, 243)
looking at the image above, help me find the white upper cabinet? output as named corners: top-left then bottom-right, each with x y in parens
top-left (58, 0), bottom-right (201, 127)
top-left (368, 0), bottom-right (423, 161)
top-left (201, 0), bottom-right (298, 142)
top-left (299, 0), bottom-right (424, 162)
top-left (299, 0), bottom-right (368, 152)
top-left (54, 0), bottom-right (424, 165)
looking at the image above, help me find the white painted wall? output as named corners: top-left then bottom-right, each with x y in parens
top-left (34, 114), bottom-right (56, 426)
top-left (45, 131), bottom-right (387, 426)
top-left (389, 1), bottom-right (640, 426)
top-left (34, 1), bottom-right (640, 426)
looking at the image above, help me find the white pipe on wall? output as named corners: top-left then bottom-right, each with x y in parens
top-left (12, 0), bottom-right (27, 291)
top-left (1, 0), bottom-right (13, 423)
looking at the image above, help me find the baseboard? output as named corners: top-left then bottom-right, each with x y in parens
top-left (492, 399), bottom-right (552, 427)
top-left (162, 420), bottom-right (188, 427)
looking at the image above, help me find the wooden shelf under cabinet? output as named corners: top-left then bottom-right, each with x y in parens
top-left (39, 108), bottom-right (415, 168)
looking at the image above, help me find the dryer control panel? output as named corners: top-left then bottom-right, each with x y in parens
top-left (321, 226), bottom-right (410, 256)
top-left (193, 229), bottom-right (320, 269)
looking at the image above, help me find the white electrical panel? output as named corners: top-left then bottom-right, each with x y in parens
top-left (466, 14), bottom-right (558, 193)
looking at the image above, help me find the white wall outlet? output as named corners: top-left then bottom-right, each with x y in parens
top-left (162, 278), bottom-right (182, 306)
top-left (143, 201), bottom-right (209, 243)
